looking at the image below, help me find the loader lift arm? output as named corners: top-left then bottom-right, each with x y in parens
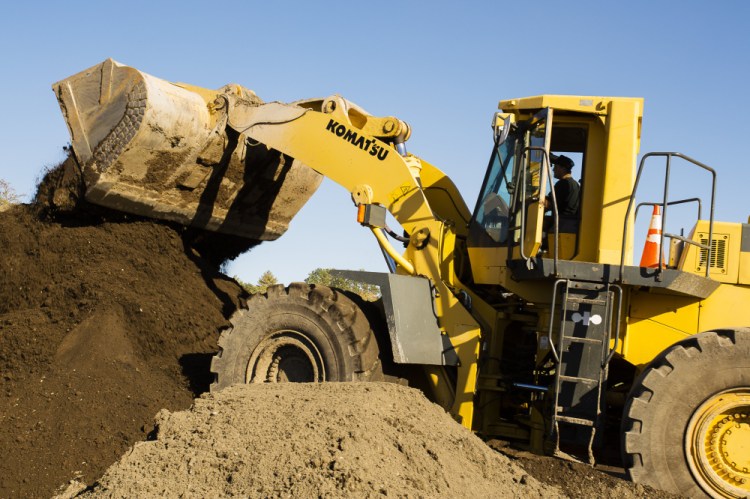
top-left (220, 92), bottom-right (483, 426)
top-left (224, 94), bottom-right (437, 260)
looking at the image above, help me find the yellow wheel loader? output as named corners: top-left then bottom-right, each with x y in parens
top-left (53, 59), bottom-right (749, 498)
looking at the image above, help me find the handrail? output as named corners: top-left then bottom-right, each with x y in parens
top-left (635, 198), bottom-right (702, 223)
top-left (546, 279), bottom-right (568, 363)
top-left (515, 146), bottom-right (558, 274)
top-left (619, 152), bottom-right (716, 281)
top-left (635, 199), bottom-right (710, 257)
top-left (605, 284), bottom-right (623, 365)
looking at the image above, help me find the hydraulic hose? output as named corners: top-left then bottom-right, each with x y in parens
top-left (371, 227), bottom-right (415, 275)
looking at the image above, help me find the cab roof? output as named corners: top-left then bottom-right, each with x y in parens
top-left (499, 95), bottom-right (643, 116)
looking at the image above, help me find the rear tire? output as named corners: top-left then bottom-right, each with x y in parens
top-left (621, 329), bottom-right (750, 498)
top-left (211, 283), bottom-right (383, 390)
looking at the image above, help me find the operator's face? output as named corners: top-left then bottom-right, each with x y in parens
top-left (553, 164), bottom-right (565, 179)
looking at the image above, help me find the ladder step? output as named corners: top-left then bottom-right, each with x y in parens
top-left (566, 296), bottom-right (607, 305)
top-left (555, 415), bottom-right (595, 427)
top-left (561, 336), bottom-right (604, 345)
top-left (559, 375), bottom-right (599, 385)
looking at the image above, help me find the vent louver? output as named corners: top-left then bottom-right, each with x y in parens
top-left (699, 236), bottom-right (727, 272)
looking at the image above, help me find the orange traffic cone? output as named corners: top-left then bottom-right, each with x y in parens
top-left (640, 205), bottom-right (664, 268)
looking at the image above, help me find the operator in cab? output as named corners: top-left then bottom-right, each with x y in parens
top-left (544, 153), bottom-right (580, 233)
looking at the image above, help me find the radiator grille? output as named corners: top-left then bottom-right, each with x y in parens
top-left (699, 236), bottom-right (727, 271)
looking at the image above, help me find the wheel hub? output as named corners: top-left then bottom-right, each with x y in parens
top-left (686, 389), bottom-right (750, 498)
top-left (246, 330), bottom-right (326, 383)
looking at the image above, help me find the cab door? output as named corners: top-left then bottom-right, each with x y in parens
top-left (515, 108), bottom-right (553, 259)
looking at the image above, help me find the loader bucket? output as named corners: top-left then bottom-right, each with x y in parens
top-left (52, 59), bottom-right (322, 240)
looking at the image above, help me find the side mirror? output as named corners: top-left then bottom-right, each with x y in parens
top-left (493, 112), bottom-right (513, 145)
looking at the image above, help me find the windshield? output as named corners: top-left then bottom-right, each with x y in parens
top-left (473, 133), bottom-right (518, 244)
top-left (526, 116), bottom-right (548, 202)
top-left (470, 108), bottom-right (552, 251)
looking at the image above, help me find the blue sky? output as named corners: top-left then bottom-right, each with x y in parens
top-left (1, 1), bottom-right (748, 284)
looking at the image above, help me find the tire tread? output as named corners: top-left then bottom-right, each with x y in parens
top-left (210, 284), bottom-right (383, 390)
top-left (622, 329), bottom-right (750, 495)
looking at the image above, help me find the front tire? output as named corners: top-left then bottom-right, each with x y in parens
top-left (621, 329), bottom-right (750, 498)
top-left (211, 283), bottom-right (383, 390)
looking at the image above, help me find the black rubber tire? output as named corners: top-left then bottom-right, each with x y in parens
top-left (621, 328), bottom-right (750, 497)
top-left (210, 283), bottom-right (383, 390)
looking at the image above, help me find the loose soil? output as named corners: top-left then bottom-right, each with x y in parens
top-left (0, 202), bottom-right (243, 498)
top-left (71, 383), bottom-right (562, 498)
top-left (0, 189), bottom-right (680, 498)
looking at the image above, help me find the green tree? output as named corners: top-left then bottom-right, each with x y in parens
top-left (305, 268), bottom-right (380, 302)
top-left (0, 179), bottom-right (21, 210)
top-left (235, 270), bottom-right (279, 294)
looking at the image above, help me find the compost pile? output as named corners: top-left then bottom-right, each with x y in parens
top-left (0, 197), bottom-right (245, 498)
top-left (0, 180), bottom-right (678, 498)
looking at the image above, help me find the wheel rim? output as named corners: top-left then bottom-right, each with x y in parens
top-left (245, 329), bottom-right (326, 383)
top-left (685, 389), bottom-right (750, 498)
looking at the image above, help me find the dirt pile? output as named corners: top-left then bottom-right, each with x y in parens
top-left (0, 203), bottom-right (244, 498)
top-left (72, 383), bottom-right (563, 498)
